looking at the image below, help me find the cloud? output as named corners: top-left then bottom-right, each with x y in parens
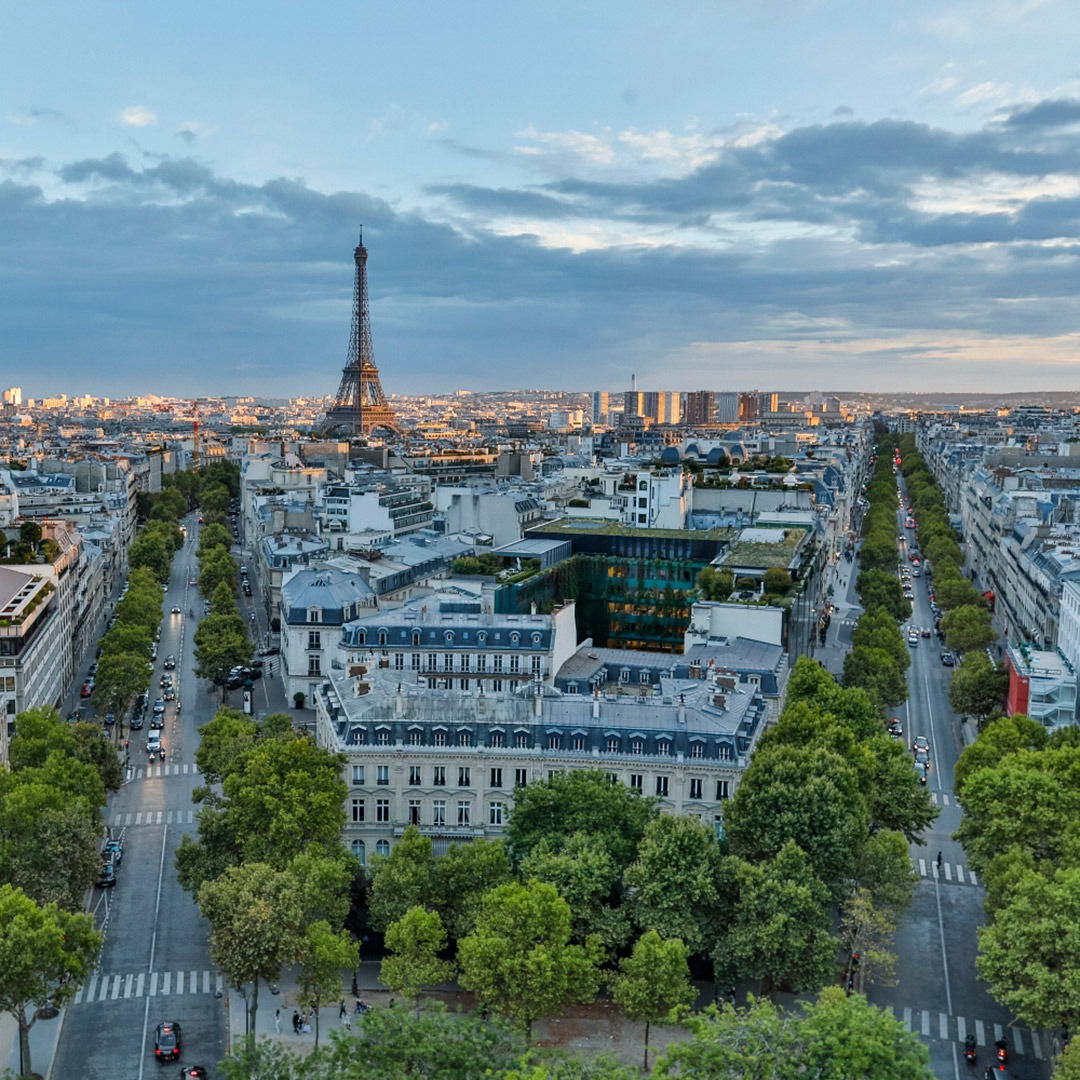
top-left (175, 120), bottom-right (211, 143)
top-left (6, 106), bottom-right (65, 126)
top-left (118, 105), bottom-right (158, 128)
top-left (1002, 98), bottom-right (1080, 128)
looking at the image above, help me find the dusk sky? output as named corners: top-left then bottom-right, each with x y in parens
top-left (4, 1), bottom-right (1080, 399)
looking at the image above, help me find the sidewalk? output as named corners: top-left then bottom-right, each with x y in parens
top-left (0, 1004), bottom-right (64, 1080)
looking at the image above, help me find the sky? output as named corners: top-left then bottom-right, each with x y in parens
top-left (4, 1), bottom-right (1080, 399)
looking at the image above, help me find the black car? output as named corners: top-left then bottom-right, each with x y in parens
top-left (258, 646), bottom-right (280, 657)
top-left (97, 861), bottom-right (117, 888)
top-left (154, 1021), bottom-right (182, 1061)
top-left (179, 1068), bottom-right (208, 1080)
top-left (130, 713), bottom-right (144, 730)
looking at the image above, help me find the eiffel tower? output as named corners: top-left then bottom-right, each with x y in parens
top-left (319, 231), bottom-right (401, 438)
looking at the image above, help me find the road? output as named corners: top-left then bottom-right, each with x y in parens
top-left (860, 483), bottom-right (1053, 1080)
top-left (52, 515), bottom-right (229, 1078)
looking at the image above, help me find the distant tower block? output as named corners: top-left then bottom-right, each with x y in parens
top-left (320, 231), bottom-right (401, 437)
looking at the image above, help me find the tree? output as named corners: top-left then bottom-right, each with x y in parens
top-left (198, 521), bottom-right (232, 557)
top-left (611, 930), bottom-right (697, 1070)
top-left (851, 609), bottom-right (910, 672)
top-left (725, 743), bottom-right (868, 897)
top-left (93, 650), bottom-right (151, 716)
top-left (624, 815), bottom-right (724, 954)
top-left (839, 886), bottom-right (900, 991)
top-left (98, 622), bottom-right (153, 659)
top-left (520, 832), bottom-right (630, 955)
top-left (935, 575), bottom-right (984, 612)
top-left (841, 646), bottom-right (908, 710)
top-left (942, 604), bottom-right (996, 654)
top-left (854, 569), bottom-right (910, 621)
top-left (297, 920), bottom-right (359, 1047)
top-left (949, 651), bottom-right (1008, 720)
top-left (655, 988), bottom-right (932, 1079)
top-left (367, 825), bottom-right (436, 932)
top-left (505, 770), bottom-right (657, 872)
top-left (977, 864), bottom-right (1080, 1031)
top-left (200, 546), bottom-right (238, 599)
top-left (457, 881), bottom-right (602, 1039)
top-left (696, 567), bottom-right (734, 600)
top-left (197, 863), bottom-right (304, 1038)
top-left (722, 842), bottom-right (836, 998)
top-left (763, 567), bottom-right (793, 596)
top-left (431, 839), bottom-right (512, 940)
top-left (288, 851), bottom-right (355, 928)
top-left (194, 613), bottom-right (252, 693)
top-left (210, 579), bottom-right (239, 617)
top-left (381, 907), bottom-right (454, 1011)
top-left (854, 829), bottom-right (919, 913)
top-left (953, 713), bottom-right (1048, 799)
top-left (0, 884), bottom-right (102, 1078)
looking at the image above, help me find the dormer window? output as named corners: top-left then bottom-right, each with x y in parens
top-left (477, 631), bottom-right (487, 644)
top-left (378, 630), bottom-right (388, 647)
top-left (510, 632), bottom-right (520, 646)
top-left (356, 630), bottom-right (366, 646)
top-left (412, 630), bottom-right (421, 646)
top-left (445, 630), bottom-right (455, 644)
top-left (531, 632), bottom-right (542, 645)
top-left (308, 608), bottom-right (321, 624)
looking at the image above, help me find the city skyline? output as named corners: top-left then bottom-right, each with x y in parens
top-left (4, 2), bottom-right (1080, 398)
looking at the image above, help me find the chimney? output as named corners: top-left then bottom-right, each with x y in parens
top-left (395, 683), bottom-right (405, 717)
top-left (592, 686), bottom-right (600, 719)
top-left (534, 682), bottom-right (543, 717)
top-left (678, 692), bottom-right (686, 726)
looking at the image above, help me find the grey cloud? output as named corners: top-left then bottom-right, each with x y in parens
top-left (1003, 99), bottom-right (1080, 128)
top-left (425, 182), bottom-right (584, 220)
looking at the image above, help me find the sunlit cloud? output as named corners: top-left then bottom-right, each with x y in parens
top-left (118, 105), bottom-right (158, 128)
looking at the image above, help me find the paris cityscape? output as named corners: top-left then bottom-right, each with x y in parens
top-left (3, 5), bottom-right (1080, 1080)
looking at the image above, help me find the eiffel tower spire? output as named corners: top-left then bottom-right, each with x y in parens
top-left (320, 230), bottom-right (400, 437)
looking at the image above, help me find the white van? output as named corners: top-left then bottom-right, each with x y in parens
top-left (146, 732), bottom-right (162, 757)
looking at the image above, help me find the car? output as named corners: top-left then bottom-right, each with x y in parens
top-left (160, 673), bottom-right (173, 687)
top-left (164, 688), bottom-right (176, 701)
top-left (258, 646), bottom-right (280, 657)
top-left (104, 712), bottom-right (116, 726)
top-left (921, 626), bottom-right (931, 638)
top-left (907, 632), bottom-right (919, 646)
top-left (161, 583), bottom-right (169, 592)
top-left (188, 578), bottom-right (198, 586)
top-left (912, 568), bottom-right (921, 578)
top-left (88, 661), bottom-right (98, 677)
top-left (912, 735), bottom-right (930, 758)
top-left (147, 733), bottom-right (163, 758)
top-left (171, 605), bottom-right (182, 615)
top-left (941, 650), bottom-right (955, 666)
top-left (129, 714), bottom-right (144, 730)
top-left (153, 698), bottom-right (166, 714)
top-left (887, 718), bottom-right (903, 738)
top-left (179, 1068), bottom-right (208, 1080)
top-left (239, 565), bottom-right (248, 575)
top-left (80, 681), bottom-right (94, 698)
top-left (103, 838), bottom-right (123, 866)
top-left (164, 655), bottom-right (176, 670)
top-left (150, 715), bottom-right (164, 730)
top-left (154, 1021), bottom-right (182, 1061)
top-left (914, 748), bottom-right (930, 770)
top-left (915, 762), bottom-right (928, 785)
top-left (97, 861), bottom-right (117, 888)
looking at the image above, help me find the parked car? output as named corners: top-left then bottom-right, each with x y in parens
top-left (80, 681), bottom-right (95, 698)
top-left (103, 838), bottom-right (123, 866)
top-left (179, 1068), bottom-right (208, 1080)
top-left (941, 650), bottom-right (955, 666)
top-left (258, 646), bottom-right (280, 657)
top-left (103, 712), bottom-right (116, 726)
top-left (97, 861), bottom-right (117, 888)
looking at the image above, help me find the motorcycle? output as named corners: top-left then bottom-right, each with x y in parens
top-left (995, 1039), bottom-right (1008, 1064)
top-left (964, 1034), bottom-right (977, 1065)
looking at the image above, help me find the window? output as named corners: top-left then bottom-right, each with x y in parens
top-left (490, 731), bottom-right (504, 748)
top-left (547, 770), bottom-right (561, 781)
top-left (492, 678), bottom-right (503, 692)
top-left (376, 799), bottom-right (390, 823)
top-left (433, 766), bottom-right (446, 786)
top-left (655, 776), bottom-right (669, 797)
top-left (443, 654), bottom-right (453, 672)
top-left (411, 653), bottom-right (421, 670)
top-left (433, 730), bottom-right (446, 747)
top-left (690, 742), bottom-right (704, 759)
top-left (514, 768), bottom-right (528, 788)
top-left (715, 780), bottom-right (730, 801)
top-left (432, 800), bottom-right (446, 827)
top-left (515, 731), bottom-right (529, 748)
top-left (631, 738), bottom-right (644, 756)
top-left (408, 799), bottom-right (421, 825)
top-left (350, 799), bottom-right (366, 823)
top-left (377, 765), bottom-right (390, 785)
top-left (308, 630), bottom-right (321, 650)
top-left (689, 778), bottom-right (703, 800)
top-left (510, 632), bottom-right (520, 645)
top-left (351, 839), bottom-right (366, 865)
top-left (640, 671), bottom-right (650, 684)
top-left (458, 766), bottom-right (471, 787)
top-left (572, 735), bottom-right (586, 752)
top-left (510, 655), bottom-right (521, 674)
top-left (412, 630), bottom-right (422, 646)
top-left (307, 655), bottom-right (321, 677)
top-left (619, 669), bottom-right (630, 683)
top-left (376, 839), bottom-right (390, 856)
top-left (547, 733), bottom-right (561, 750)
top-left (718, 743), bottom-right (733, 761)
top-left (629, 774), bottom-right (643, 792)
top-left (351, 765), bottom-right (365, 785)
top-left (606, 737), bottom-right (619, 753)
top-left (489, 802), bottom-right (504, 826)
top-left (477, 654), bottom-right (487, 672)
top-left (457, 801), bottom-right (471, 827)
top-left (458, 730), bottom-right (472, 747)
top-left (657, 740), bottom-right (670, 757)
top-left (490, 768), bottom-right (503, 788)
top-left (377, 729), bottom-right (390, 746)
top-left (409, 730), bottom-right (422, 746)
top-left (308, 608), bottom-right (321, 623)
top-left (409, 766), bottom-right (421, 786)
top-left (460, 654), bottom-right (470, 672)
top-left (427, 654), bottom-right (438, 671)
top-left (394, 653), bottom-right (404, 670)
top-left (531, 655), bottom-right (542, 677)
top-left (493, 655), bottom-right (504, 673)
top-left (459, 678), bottom-right (469, 691)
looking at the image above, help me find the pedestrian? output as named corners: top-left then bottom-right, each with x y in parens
top-left (339, 1000), bottom-right (347, 1020)
top-left (292, 1010), bottom-right (300, 1034)
top-left (937, 851), bottom-right (943, 870)
top-left (351, 974), bottom-right (359, 998)
top-left (274, 1008), bottom-right (281, 1034)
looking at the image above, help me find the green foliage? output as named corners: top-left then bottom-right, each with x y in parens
top-left (954, 713), bottom-right (1047, 799)
top-left (451, 553), bottom-right (505, 576)
top-left (381, 907), bottom-right (454, 1004)
top-left (696, 566), bottom-right (735, 601)
top-left (611, 930), bottom-right (696, 1071)
top-left (949, 651), bottom-right (1008, 720)
top-left (432, 839), bottom-right (513, 940)
top-left (367, 826), bottom-right (436, 933)
top-left (851, 608), bottom-right (910, 673)
top-left (200, 546), bottom-right (238, 599)
top-left (854, 569), bottom-right (910, 622)
top-left (842, 645), bottom-right (908, 710)
top-left (762, 567), bottom-right (793, 595)
top-left (624, 815), bottom-right (724, 955)
top-left (297, 920), bottom-right (360, 1047)
top-left (505, 770), bottom-right (658, 873)
top-left (942, 604), bottom-right (997, 654)
top-left (194, 612), bottom-right (252, 689)
top-left (93, 650), bottom-right (151, 715)
top-left (0, 883), bottom-right (102, 1078)
top-left (457, 881), bottom-right (603, 1036)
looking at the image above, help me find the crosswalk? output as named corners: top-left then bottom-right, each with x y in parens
top-left (128, 763), bottom-right (200, 780)
top-left (111, 809), bottom-right (197, 828)
top-left (928, 791), bottom-right (952, 806)
top-left (881, 1006), bottom-right (1046, 1060)
top-left (72, 969), bottom-right (224, 1006)
top-left (913, 857), bottom-right (978, 886)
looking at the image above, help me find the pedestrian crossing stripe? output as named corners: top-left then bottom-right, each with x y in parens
top-left (129, 763), bottom-right (201, 779)
top-left (928, 792), bottom-right (951, 806)
top-left (913, 858), bottom-right (978, 886)
top-left (111, 809), bottom-right (197, 828)
top-left (73, 970), bottom-right (224, 1006)
top-left (888, 1007), bottom-right (1044, 1060)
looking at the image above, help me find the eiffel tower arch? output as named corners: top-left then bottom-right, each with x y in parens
top-left (319, 232), bottom-right (401, 438)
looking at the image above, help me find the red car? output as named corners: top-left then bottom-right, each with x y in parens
top-left (80, 681), bottom-right (94, 698)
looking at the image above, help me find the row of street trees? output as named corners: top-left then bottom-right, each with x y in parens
top-left (192, 517), bottom-right (252, 695)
